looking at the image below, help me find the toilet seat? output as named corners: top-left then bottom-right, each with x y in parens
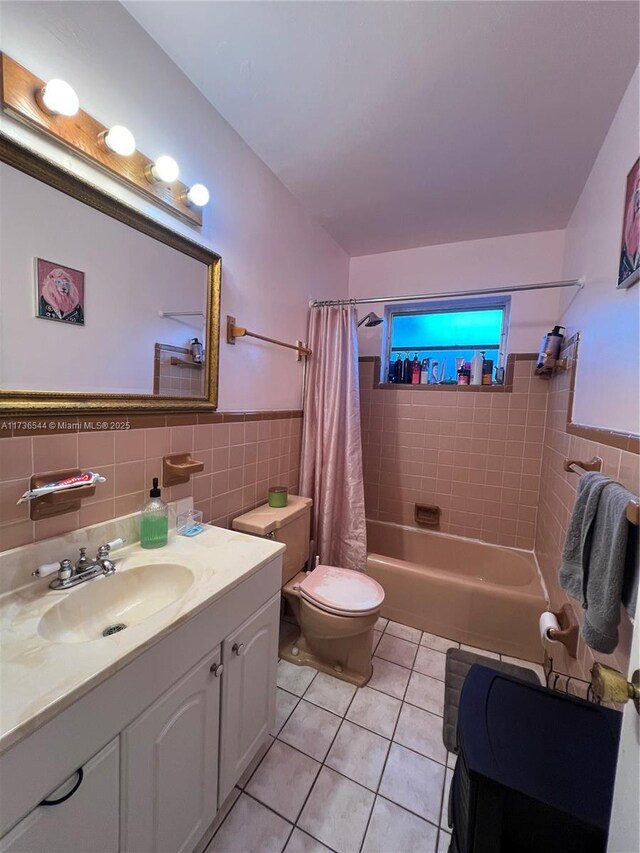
top-left (298, 565), bottom-right (385, 617)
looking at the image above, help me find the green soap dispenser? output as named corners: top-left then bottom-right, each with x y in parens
top-left (140, 477), bottom-right (168, 549)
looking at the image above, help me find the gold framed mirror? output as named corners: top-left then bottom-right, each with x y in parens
top-left (0, 135), bottom-right (221, 414)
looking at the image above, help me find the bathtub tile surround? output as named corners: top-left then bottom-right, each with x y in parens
top-left (0, 413), bottom-right (302, 551)
top-left (209, 618), bottom-right (543, 853)
top-left (359, 355), bottom-right (547, 548)
top-left (535, 336), bottom-right (638, 682)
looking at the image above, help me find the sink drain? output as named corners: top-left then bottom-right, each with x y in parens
top-left (103, 623), bottom-right (127, 637)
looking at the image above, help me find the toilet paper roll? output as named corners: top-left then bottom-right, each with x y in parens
top-left (539, 611), bottom-right (561, 647)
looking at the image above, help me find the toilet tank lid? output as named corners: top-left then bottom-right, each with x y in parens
top-left (232, 495), bottom-right (312, 535)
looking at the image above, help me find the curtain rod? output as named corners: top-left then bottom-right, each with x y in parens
top-left (312, 278), bottom-right (584, 307)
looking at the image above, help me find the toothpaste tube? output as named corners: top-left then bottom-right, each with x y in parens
top-left (17, 472), bottom-right (107, 504)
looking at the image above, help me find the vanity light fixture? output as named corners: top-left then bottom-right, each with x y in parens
top-left (36, 78), bottom-right (79, 117)
top-left (100, 125), bottom-right (136, 157)
top-left (185, 184), bottom-right (210, 208)
top-left (145, 155), bottom-right (180, 184)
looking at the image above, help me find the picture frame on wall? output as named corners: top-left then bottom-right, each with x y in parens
top-left (35, 258), bottom-right (85, 325)
top-left (617, 157), bottom-right (640, 290)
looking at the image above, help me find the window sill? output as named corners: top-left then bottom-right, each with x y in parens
top-left (375, 382), bottom-right (512, 393)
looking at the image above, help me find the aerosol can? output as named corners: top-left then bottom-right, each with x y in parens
top-left (537, 325), bottom-right (565, 373)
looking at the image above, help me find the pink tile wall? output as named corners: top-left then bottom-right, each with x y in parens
top-left (0, 418), bottom-right (302, 551)
top-left (534, 340), bottom-right (638, 681)
top-left (359, 358), bottom-right (548, 549)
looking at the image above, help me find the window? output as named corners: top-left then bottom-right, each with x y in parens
top-left (384, 297), bottom-right (509, 384)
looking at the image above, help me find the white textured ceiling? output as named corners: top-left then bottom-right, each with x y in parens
top-left (124, 1), bottom-right (639, 256)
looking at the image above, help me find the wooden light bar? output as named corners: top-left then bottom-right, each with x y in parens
top-left (0, 52), bottom-right (202, 227)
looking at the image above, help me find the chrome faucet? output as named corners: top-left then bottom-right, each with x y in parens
top-left (32, 538), bottom-right (125, 590)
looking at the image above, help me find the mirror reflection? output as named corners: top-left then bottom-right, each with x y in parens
top-left (0, 160), bottom-right (211, 400)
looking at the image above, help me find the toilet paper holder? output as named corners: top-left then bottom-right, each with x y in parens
top-left (547, 604), bottom-right (579, 658)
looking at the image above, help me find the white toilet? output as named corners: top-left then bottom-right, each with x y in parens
top-left (232, 496), bottom-right (385, 687)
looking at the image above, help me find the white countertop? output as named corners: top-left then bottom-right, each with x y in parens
top-left (0, 525), bottom-right (284, 754)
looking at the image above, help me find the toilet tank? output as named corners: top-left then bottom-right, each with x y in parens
top-left (232, 495), bottom-right (312, 586)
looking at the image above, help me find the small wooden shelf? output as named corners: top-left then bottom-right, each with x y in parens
top-left (28, 469), bottom-right (98, 520)
top-left (163, 453), bottom-right (204, 487)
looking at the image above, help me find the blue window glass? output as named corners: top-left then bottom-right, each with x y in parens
top-left (387, 302), bottom-right (507, 384)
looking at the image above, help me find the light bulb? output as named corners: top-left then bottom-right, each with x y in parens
top-left (38, 79), bottom-right (79, 116)
top-left (102, 125), bottom-right (136, 157)
top-left (186, 184), bottom-right (210, 207)
top-left (146, 155), bottom-right (180, 183)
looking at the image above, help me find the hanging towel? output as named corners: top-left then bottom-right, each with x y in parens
top-left (559, 472), bottom-right (610, 602)
top-left (560, 473), bottom-right (639, 653)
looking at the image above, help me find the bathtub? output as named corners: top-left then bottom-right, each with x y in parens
top-left (366, 520), bottom-right (547, 663)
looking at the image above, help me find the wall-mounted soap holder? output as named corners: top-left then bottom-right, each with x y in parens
top-left (415, 503), bottom-right (440, 526)
top-left (163, 453), bottom-right (204, 487)
top-left (28, 469), bottom-right (98, 521)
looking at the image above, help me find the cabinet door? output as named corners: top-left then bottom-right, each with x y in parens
top-left (121, 647), bottom-right (222, 853)
top-left (218, 594), bottom-right (280, 803)
top-left (0, 738), bottom-right (119, 853)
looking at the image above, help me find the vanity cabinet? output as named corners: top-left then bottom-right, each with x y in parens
top-left (219, 595), bottom-right (280, 803)
top-left (121, 647), bottom-right (222, 853)
top-left (0, 738), bottom-right (119, 853)
top-left (0, 554), bottom-right (283, 853)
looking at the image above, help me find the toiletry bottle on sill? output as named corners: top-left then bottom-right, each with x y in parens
top-left (420, 358), bottom-right (430, 384)
top-left (470, 351), bottom-right (483, 385)
top-left (140, 477), bottom-right (169, 549)
top-left (411, 353), bottom-right (420, 384)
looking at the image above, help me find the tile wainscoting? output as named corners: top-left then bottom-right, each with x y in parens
top-left (359, 355), bottom-right (548, 549)
top-left (0, 411), bottom-right (302, 550)
top-left (535, 337), bottom-right (638, 681)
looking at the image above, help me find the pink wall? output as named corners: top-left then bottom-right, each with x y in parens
top-left (558, 67), bottom-right (640, 435)
top-left (349, 229), bottom-right (566, 358)
top-left (0, 1), bottom-right (349, 412)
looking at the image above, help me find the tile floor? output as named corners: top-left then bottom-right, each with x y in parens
top-left (205, 618), bottom-right (545, 853)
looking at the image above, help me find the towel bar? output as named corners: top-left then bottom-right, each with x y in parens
top-left (564, 458), bottom-right (639, 526)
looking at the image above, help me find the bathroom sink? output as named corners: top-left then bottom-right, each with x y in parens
top-left (37, 563), bottom-right (194, 644)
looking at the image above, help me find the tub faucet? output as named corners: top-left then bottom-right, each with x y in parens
top-left (32, 538), bottom-right (125, 590)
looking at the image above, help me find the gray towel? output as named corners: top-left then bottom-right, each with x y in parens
top-left (559, 472), bottom-right (609, 602)
top-left (561, 473), bottom-right (638, 653)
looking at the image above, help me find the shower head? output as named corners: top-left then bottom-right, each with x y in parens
top-left (357, 311), bottom-right (384, 328)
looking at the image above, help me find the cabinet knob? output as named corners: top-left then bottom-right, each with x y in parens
top-left (232, 643), bottom-right (244, 656)
top-left (210, 662), bottom-right (223, 677)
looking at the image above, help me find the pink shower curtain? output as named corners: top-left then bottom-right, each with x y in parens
top-left (299, 305), bottom-right (367, 572)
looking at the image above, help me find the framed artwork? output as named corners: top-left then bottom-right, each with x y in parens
top-left (617, 157), bottom-right (640, 290)
top-left (36, 258), bottom-right (85, 324)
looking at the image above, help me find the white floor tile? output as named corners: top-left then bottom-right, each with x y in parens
top-left (372, 629), bottom-right (382, 651)
top-left (368, 657), bottom-right (411, 700)
top-left (500, 654), bottom-right (545, 683)
top-left (385, 620), bottom-right (422, 644)
top-left (460, 644), bottom-right (499, 659)
top-left (326, 719), bottom-right (390, 791)
top-left (447, 751), bottom-right (458, 770)
top-left (277, 660), bottom-right (317, 696)
top-left (375, 634), bottom-right (418, 668)
top-left (246, 740), bottom-right (320, 823)
top-left (375, 617), bottom-right (389, 631)
top-left (272, 688), bottom-right (300, 736)
top-left (208, 793), bottom-right (291, 853)
top-left (279, 700), bottom-right (341, 761)
top-left (379, 743), bottom-right (445, 824)
top-left (420, 633), bottom-right (459, 653)
top-left (194, 787), bottom-right (240, 853)
top-left (393, 702), bottom-right (447, 765)
top-left (346, 686), bottom-right (402, 738)
top-left (362, 796), bottom-right (438, 853)
top-left (284, 828), bottom-right (333, 853)
top-left (437, 830), bottom-right (452, 853)
top-left (413, 646), bottom-right (447, 681)
top-left (440, 768), bottom-right (454, 828)
top-left (303, 672), bottom-right (356, 716)
top-left (405, 671), bottom-right (445, 716)
top-left (237, 736), bottom-right (274, 788)
top-left (298, 767), bottom-right (375, 853)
